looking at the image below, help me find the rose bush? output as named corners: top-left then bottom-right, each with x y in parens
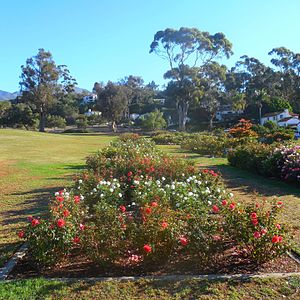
top-left (19, 136), bottom-right (292, 269)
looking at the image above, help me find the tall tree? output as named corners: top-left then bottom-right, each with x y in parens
top-left (95, 81), bottom-right (128, 132)
top-left (19, 48), bottom-right (77, 132)
top-left (150, 27), bottom-right (233, 131)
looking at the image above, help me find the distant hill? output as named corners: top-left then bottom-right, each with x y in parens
top-left (0, 87), bottom-right (91, 100)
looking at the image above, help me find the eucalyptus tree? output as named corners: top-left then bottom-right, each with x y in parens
top-left (150, 27), bottom-right (233, 131)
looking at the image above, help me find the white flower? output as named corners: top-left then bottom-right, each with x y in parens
top-left (162, 177), bottom-right (166, 181)
top-left (188, 192), bottom-right (193, 196)
top-left (100, 193), bottom-right (104, 198)
top-left (208, 201), bottom-right (212, 205)
top-left (229, 193), bottom-right (234, 198)
top-left (119, 193), bottom-right (122, 198)
top-left (78, 179), bottom-right (83, 184)
top-left (55, 192), bottom-right (59, 196)
top-left (109, 188), bottom-right (114, 193)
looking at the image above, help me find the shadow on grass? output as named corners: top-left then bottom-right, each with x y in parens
top-left (211, 163), bottom-right (300, 199)
top-left (0, 241), bottom-right (20, 267)
top-left (1, 186), bottom-right (64, 225)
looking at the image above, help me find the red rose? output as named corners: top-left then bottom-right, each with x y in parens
top-left (261, 228), bottom-right (268, 235)
top-left (151, 201), bottom-right (158, 207)
top-left (221, 200), bottom-right (227, 206)
top-left (127, 171), bottom-right (133, 177)
top-left (57, 218), bottom-right (66, 228)
top-left (74, 195), bottom-right (80, 204)
top-left (31, 219), bottom-right (40, 227)
top-left (179, 237), bottom-right (188, 246)
top-left (119, 205), bottom-right (126, 213)
top-left (73, 236), bottom-right (80, 244)
top-left (250, 212), bottom-right (257, 219)
top-left (161, 221), bottom-right (168, 229)
top-left (277, 201), bottom-right (283, 207)
top-left (56, 196), bottom-right (64, 202)
top-left (18, 230), bottom-right (25, 238)
top-left (253, 231), bottom-right (261, 239)
top-left (251, 219), bottom-right (259, 226)
top-left (212, 205), bottom-right (220, 213)
top-left (278, 236), bottom-right (283, 242)
top-left (63, 209), bottom-right (70, 217)
top-left (145, 207), bottom-right (152, 214)
top-left (143, 244), bottom-right (152, 253)
top-left (229, 203), bottom-right (236, 210)
top-left (272, 235), bottom-right (280, 243)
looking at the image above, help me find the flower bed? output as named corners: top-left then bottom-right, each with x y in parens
top-left (17, 136), bottom-right (293, 275)
top-left (228, 143), bottom-right (300, 185)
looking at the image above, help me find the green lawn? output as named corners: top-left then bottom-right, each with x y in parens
top-left (0, 129), bottom-right (115, 266)
top-left (0, 277), bottom-right (300, 300)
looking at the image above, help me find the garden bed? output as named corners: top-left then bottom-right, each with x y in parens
top-left (9, 248), bottom-right (300, 279)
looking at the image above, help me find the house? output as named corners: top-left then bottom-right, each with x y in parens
top-left (261, 109), bottom-right (299, 127)
top-left (81, 94), bottom-right (98, 104)
top-left (216, 105), bottom-right (243, 121)
top-left (84, 109), bottom-right (101, 117)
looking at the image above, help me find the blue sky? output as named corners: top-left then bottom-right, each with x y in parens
top-left (1, 0), bottom-right (300, 92)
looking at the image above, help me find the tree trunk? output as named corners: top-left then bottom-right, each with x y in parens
top-left (177, 102), bottom-right (188, 131)
top-left (208, 116), bottom-right (214, 131)
top-left (39, 106), bottom-right (46, 132)
top-left (112, 120), bottom-right (117, 133)
top-left (258, 103), bottom-right (262, 125)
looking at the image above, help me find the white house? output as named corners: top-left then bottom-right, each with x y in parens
top-left (261, 109), bottom-right (299, 127)
top-left (81, 94), bottom-right (98, 104)
top-left (216, 105), bottom-right (243, 121)
top-left (84, 109), bottom-right (102, 117)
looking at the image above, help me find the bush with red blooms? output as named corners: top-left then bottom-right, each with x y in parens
top-left (20, 136), bottom-right (292, 268)
top-left (229, 119), bottom-right (258, 139)
top-left (220, 200), bottom-right (292, 263)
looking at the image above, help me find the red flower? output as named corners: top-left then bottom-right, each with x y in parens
top-left (278, 236), bottom-right (283, 242)
top-left (119, 205), bottom-right (126, 213)
top-left (79, 223), bottom-right (85, 230)
top-left (73, 236), bottom-right (80, 244)
top-left (145, 207), bottom-right (152, 214)
top-left (161, 221), bottom-right (168, 229)
top-left (121, 224), bottom-right (127, 230)
top-left (277, 201), bottom-right (283, 207)
top-left (276, 224), bottom-right (281, 230)
top-left (56, 196), bottom-right (64, 202)
top-left (251, 219), bottom-right (259, 226)
top-left (179, 237), bottom-right (188, 246)
top-left (18, 230), bottom-right (25, 238)
top-left (229, 202), bottom-right (236, 210)
top-left (212, 205), bottom-right (220, 213)
top-left (57, 218), bottom-right (66, 228)
top-left (250, 212), bottom-right (257, 219)
top-left (221, 200), bottom-right (227, 206)
top-left (261, 228), bottom-right (268, 235)
top-left (272, 235), bottom-right (280, 243)
top-left (127, 171), bottom-right (133, 177)
top-left (74, 195), bottom-right (80, 204)
top-left (31, 219), bottom-right (40, 227)
top-left (203, 169), bottom-right (209, 173)
top-left (255, 203), bottom-right (260, 208)
top-left (151, 201), bottom-right (158, 207)
top-left (253, 231), bottom-right (261, 239)
top-left (143, 244), bottom-right (152, 253)
top-left (63, 209), bottom-right (70, 217)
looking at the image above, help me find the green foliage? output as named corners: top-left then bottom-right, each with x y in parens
top-left (76, 115), bottom-right (88, 129)
top-left (46, 115), bottom-right (66, 129)
top-left (141, 110), bottom-right (167, 131)
top-left (264, 96), bottom-right (292, 113)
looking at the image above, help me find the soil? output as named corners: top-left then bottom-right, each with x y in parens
top-left (8, 248), bottom-right (300, 279)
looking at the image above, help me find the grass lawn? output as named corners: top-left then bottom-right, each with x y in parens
top-left (0, 277), bottom-right (300, 299)
top-left (0, 129), bottom-right (115, 266)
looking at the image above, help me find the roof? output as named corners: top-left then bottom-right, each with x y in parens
top-left (277, 116), bottom-right (299, 123)
top-left (262, 112), bottom-right (281, 117)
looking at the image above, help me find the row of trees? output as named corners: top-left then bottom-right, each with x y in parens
top-left (1, 28), bottom-right (299, 132)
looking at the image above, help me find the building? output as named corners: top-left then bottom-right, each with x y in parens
top-left (81, 94), bottom-right (98, 104)
top-left (216, 105), bottom-right (243, 121)
top-left (261, 109), bottom-right (299, 127)
top-left (84, 109), bottom-right (101, 117)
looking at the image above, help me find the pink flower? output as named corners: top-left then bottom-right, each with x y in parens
top-left (221, 200), bottom-right (227, 206)
top-left (253, 231), bottom-right (261, 239)
top-left (229, 202), bottom-right (236, 210)
top-left (179, 237), bottom-right (188, 246)
top-left (31, 219), bottom-right (40, 227)
top-left (261, 228), bottom-right (268, 235)
top-left (212, 205), bottom-right (220, 213)
top-left (276, 224), bottom-right (281, 230)
top-left (74, 195), bottom-right (80, 204)
top-left (212, 235), bottom-right (221, 241)
top-left (250, 212), bottom-right (257, 219)
top-left (119, 205), bottom-right (126, 213)
top-left (151, 201), bottom-right (158, 207)
top-left (57, 218), bottom-right (66, 228)
top-left (56, 196), bottom-right (64, 202)
top-left (127, 171), bottom-right (133, 177)
top-left (251, 219), bottom-right (259, 226)
top-left (161, 221), bottom-right (168, 229)
top-left (18, 230), bottom-right (25, 238)
top-left (79, 223), bottom-right (85, 230)
top-left (143, 244), bottom-right (152, 253)
top-left (63, 209), bottom-right (70, 217)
